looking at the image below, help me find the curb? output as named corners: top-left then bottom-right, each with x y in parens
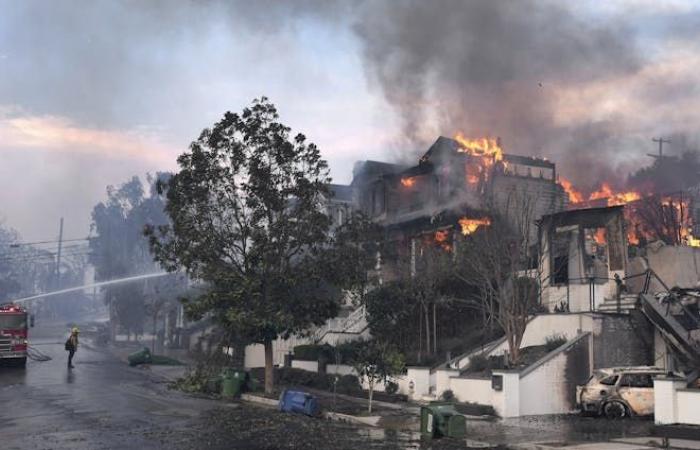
top-left (323, 411), bottom-right (382, 427)
top-left (241, 393), bottom-right (279, 407)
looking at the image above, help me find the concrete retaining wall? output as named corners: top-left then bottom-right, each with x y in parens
top-left (655, 377), bottom-right (700, 426)
top-left (291, 359), bottom-right (319, 372)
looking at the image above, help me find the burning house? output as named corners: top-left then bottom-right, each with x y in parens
top-left (352, 135), bottom-right (567, 278)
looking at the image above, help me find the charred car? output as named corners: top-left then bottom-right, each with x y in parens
top-left (576, 367), bottom-right (669, 419)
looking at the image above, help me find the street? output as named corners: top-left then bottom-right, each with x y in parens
top-left (0, 322), bottom-right (222, 450)
top-left (0, 322), bottom-right (471, 450)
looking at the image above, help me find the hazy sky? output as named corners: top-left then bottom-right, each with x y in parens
top-left (1, 0), bottom-right (700, 241)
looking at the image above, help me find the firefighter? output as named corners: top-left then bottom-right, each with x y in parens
top-left (65, 327), bottom-right (79, 369)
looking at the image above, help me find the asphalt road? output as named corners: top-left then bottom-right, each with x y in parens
top-left (0, 321), bottom-right (657, 450)
top-left (0, 322), bottom-right (218, 450)
top-left (0, 323), bottom-right (465, 450)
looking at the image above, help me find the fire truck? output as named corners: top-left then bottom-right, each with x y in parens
top-left (0, 303), bottom-right (29, 366)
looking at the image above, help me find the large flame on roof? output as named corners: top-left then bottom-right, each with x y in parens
top-left (454, 133), bottom-right (503, 162)
top-left (559, 177), bottom-right (584, 204)
top-left (459, 217), bottom-right (491, 235)
top-left (560, 179), bottom-right (642, 207)
top-left (589, 183), bottom-right (641, 206)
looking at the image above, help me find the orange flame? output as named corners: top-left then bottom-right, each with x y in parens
top-left (563, 179), bottom-right (642, 207)
top-left (454, 133), bottom-right (503, 162)
top-left (593, 228), bottom-right (606, 245)
top-left (458, 217), bottom-right (491, 235)
top-left (559, 177), bottom-right (584, 204)
top-left (434, 229), bottom-right (452, 251)
top-left (589, 182), bottom-right (641, 206)
top-left (400, 177), bottom-right (416, 187)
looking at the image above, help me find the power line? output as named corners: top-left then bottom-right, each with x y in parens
top-left (5, 237), bottom-right (90, 248)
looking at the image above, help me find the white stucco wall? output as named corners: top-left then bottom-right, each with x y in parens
top-left (646, 246), bottom-right (700, 291)
top-left (654, 377), bottom-right (694, 425)
top-left (434, 368), bottom-right (460, 398)
top-left (491, 371), bottom-right (520, 418)
top-left (449, 377), bottom-right (493, 406)
top-left (406, 367), bottom-right (431, 400)
top-left (291, 359), bottom-right (319, 372)
top-left (453, 313), bottom-right (595, 370)
top-left (244, 335), bottom-right (311, 369)
top-left (676, 390), bottom-right (700, 425)
top-left (519, 349), bottom-right (574, 416)
top-left (326, 363), bottom-right (355, 376)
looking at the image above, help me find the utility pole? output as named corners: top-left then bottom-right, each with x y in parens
top-left (649, 137), bottom-right (671, 160)
top-left (55, 217), bottom-right (64, 288)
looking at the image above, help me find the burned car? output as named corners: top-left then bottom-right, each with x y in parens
top-left (576, 367), bottom-right (668, 419)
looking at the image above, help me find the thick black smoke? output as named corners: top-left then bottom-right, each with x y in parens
top-left (351, 0), bottom-right (644, 188)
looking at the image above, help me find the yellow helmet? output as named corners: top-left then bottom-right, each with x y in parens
top-left (71, 327), bottom-right (80, 334)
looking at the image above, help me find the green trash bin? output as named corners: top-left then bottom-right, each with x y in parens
top-left (420, 402), bottom-right (466, 439)
top-left (221, 368), bottom-right (247, 398)
top-left (127, 347), bottom-right (152, 366)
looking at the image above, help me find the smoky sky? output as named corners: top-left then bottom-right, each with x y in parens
top-left (2, 0), bottom-right (700, 240)
top-left (353, 0), bottom-right (640, 180)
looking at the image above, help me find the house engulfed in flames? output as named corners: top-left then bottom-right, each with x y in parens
top-left (349, 135), bottom-right (566, 276)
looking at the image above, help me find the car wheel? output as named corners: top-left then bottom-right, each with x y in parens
top-left (603, 401), bottom-right (628, 419)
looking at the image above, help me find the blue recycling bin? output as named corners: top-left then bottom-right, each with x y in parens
top-left (278, 389), bottom-right (320, 417)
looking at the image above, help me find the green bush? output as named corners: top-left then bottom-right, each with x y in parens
top-left (440, 389), bottom-right (455, 401)
top-left (277, 367), bottom-right (331, 390)
top-left (467, 353), bottom-right (490, 372)
top-left (385, 380), bottom-right (399, 395)
top-left (454, 401), bottom-right (496, 417)
top-left (293, 344), bottom-right (334, 361)
top-left (336, 374), bottom-right (362, 394)
top-left (544, 334), bottom-right (568, 352)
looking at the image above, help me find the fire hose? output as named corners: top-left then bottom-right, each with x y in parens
top-left (27, 345), bottom-right (52, 362)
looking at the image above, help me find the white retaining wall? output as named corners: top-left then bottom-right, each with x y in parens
top-left (448, 333), bottom-right (591, 417)
top-left (291, 360), bottom-right (319, 372)
top-left (454, 313), bottom-right (594, 369)
top-left (450, 377), bottom-right (493, 406)
top-left (654, 377), bottom-right (700, 425)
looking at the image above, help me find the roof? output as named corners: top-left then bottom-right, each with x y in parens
top-left (503, 153), bottom-right (554, 169)
top-left (328, 184), bottom-right (353, 202)
top-left (539, 205), bottom-right (625, 229)
top-left (352, 160), bottom-right (409, 183)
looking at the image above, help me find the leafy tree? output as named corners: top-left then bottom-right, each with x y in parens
top-left (319, 212), bottom-right (384, 307)
top-left (90, 174), bottom-right (170, 338)
top-left (350, 339), bottom-right (405, 413)
top-left (146, 97), bottom-right (340, 394)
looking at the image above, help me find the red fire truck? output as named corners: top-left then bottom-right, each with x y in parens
top-left (0, 303), bottom-right (29, 366)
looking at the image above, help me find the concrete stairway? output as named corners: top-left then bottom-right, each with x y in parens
top-left (597, 294), bottom-right (639, 313)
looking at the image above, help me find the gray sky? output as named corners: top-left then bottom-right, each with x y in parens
top-left (1, 0), bottom-right (700, 241)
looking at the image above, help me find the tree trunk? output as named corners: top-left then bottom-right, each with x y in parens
top-left (433, 302), bottom-right (437, 355)
top-left (417, 308), bottom-right (422, 363)
top-left (264, 337), bottom-right (274, 395)
top-left (424, 304), bottom-right (431, 356)
top-left (368, 379), bottom-right (374, 414)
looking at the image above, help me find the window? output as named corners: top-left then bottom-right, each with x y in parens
top-left (620, 373), bottom-right (653, 388)
top-left (599, 375), bottom-right (619, 386)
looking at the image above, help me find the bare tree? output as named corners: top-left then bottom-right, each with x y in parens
top-left (453, 190), bottom-right (541, 365)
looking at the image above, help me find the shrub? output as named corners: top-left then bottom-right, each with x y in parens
top-left (440, 389), bottom-right (455, 402)
top-left (544, 334), bottom-right (568, 352)
top-left (277, 367), bottom-right (331, 390)
top-left (336, 374), bottom-right (362, 394)
top-left (454, 401), bottom-right (496, 417)
top-left (293, 344), bottom-right (334, 361)
top-left (467, 353), bottom-right (490, 372)
top-left (385, 380), bottom-right (399, 395)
